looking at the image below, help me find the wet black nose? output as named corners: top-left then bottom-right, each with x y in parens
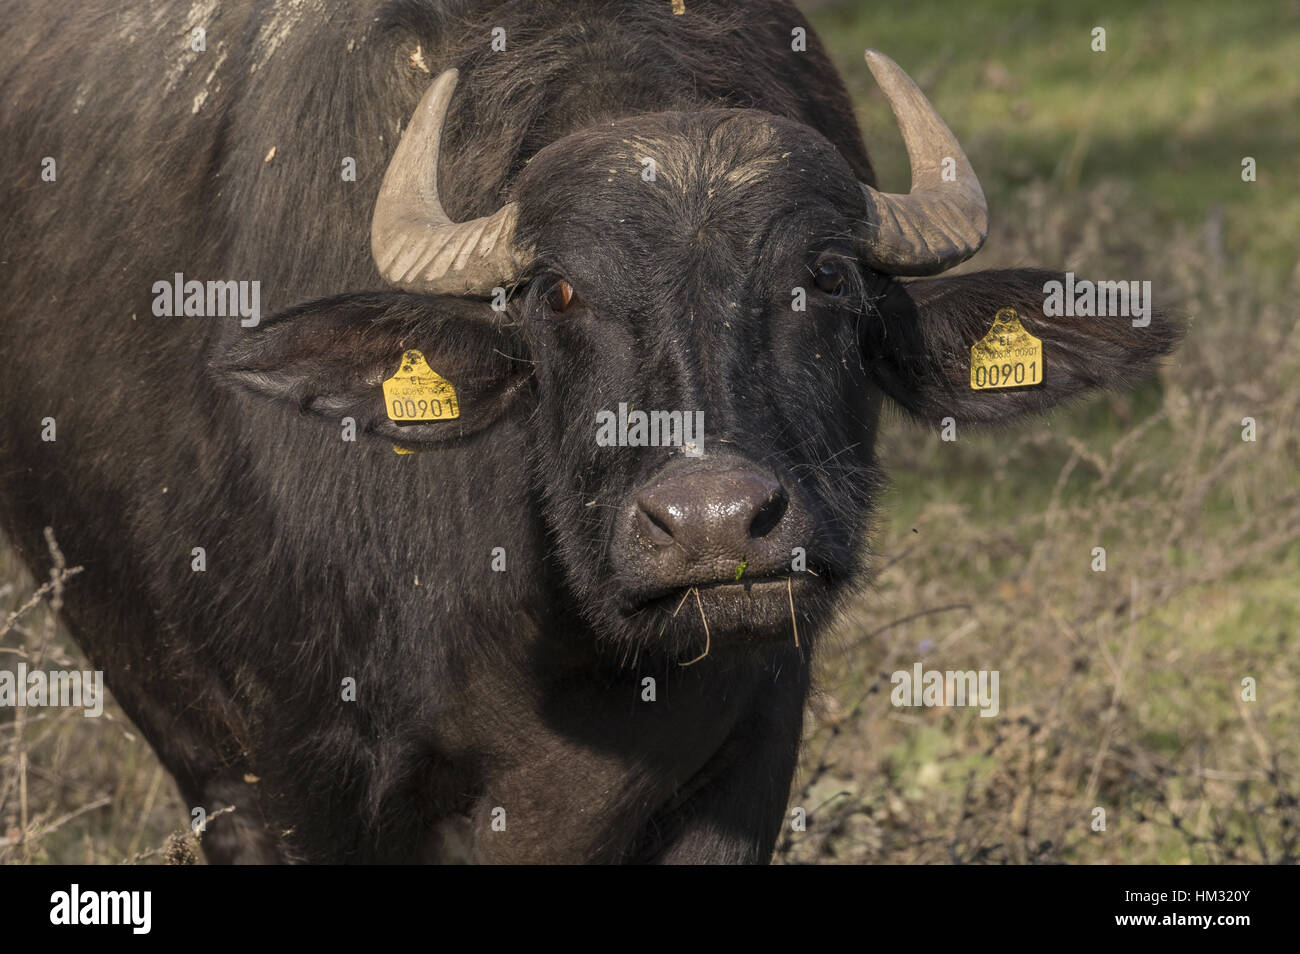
top-left (636, 470), bottom-right (787, 553)
top-left (630, 468), bottom-right (804, 588)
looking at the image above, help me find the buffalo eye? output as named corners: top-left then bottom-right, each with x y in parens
top-left (544, 278), bottom-right (576, 313)
top-left (813, 263), bottom-right (845, 296)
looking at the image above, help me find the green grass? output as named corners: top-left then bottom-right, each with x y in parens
top-left (814, 0), bottom-right (1300, 274)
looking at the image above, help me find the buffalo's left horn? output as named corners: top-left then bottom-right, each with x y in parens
top-left (371, 68), bottom-right (526, 296)
top-left (856, 50), bottom-right (989, 276)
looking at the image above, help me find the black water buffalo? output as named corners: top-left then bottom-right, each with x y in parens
top-left (0, 0), bottom-right (1179, 863)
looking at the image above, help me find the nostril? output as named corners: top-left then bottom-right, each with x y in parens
top-left (748, 487), bottom-right (788, 539)
top-left (636, 503), bottom-right (676, 546)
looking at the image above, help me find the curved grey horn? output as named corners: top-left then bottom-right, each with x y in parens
top-left (371, 68), bottom-right (525, 296)
top-left (857, 50), bottom-right (988, 276)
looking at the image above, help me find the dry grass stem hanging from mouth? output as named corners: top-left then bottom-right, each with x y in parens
top-left (679, 587), bottom-right (711, 666)
top-left (788, 577), bottom-right (799, 648)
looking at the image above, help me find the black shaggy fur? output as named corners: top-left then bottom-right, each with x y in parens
top-left (0, 0), bottom-right (1181, 863)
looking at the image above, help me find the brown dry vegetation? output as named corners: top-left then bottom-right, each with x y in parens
top-left (780, 182), bottom-right (1300, 864)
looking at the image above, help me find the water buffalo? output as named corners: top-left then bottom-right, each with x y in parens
top-left (0, 0), bottom-right (1179, 862)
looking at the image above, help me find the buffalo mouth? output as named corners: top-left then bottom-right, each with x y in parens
top-left (624, 572), bottom-right (832, 646)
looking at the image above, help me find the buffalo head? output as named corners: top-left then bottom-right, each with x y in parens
top-left (222, 52), bottom-right (1177, 663)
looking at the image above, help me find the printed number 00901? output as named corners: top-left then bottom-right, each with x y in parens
top-left (390, 396), bottom-right (456, 419)
top-left (972, 361), bottom-right (1036, 389)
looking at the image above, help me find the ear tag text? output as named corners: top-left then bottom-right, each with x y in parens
top-left (970, 307), bottom-right (1043, 390)
top-left (383, 350), bottom-right (460, 422)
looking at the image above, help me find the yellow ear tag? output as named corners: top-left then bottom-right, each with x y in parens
top-left (970, 307), bottom-right (1043, 390)
top-left (383, 350), bottom-right (460, 421)
top-left (383, 349), bottom-right (459, 455)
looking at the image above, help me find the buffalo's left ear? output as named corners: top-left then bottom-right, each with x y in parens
top-left (214, 292), bottom-right (532, 447)
top-left (862, 268), bottom-right (1184, 424)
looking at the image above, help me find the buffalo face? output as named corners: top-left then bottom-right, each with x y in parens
top-left (510, 111), bottom-right (880, 658)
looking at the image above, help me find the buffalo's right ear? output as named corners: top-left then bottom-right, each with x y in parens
top-left (213, 292), bottom-right (532, 446)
